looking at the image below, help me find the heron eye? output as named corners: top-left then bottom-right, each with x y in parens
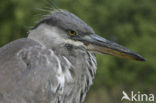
top-left (68, 30), bottom-right (77, 36)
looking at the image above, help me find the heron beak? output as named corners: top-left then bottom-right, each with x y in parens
top-left (78, 34), bottom-right (145, 61)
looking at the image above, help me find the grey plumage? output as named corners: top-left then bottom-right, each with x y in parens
top-left (33, 10), bottom-right (94, 34)
top-left (0, 38), bottom-right (96, 103)
top-left (0, 10), bottom-right (145, 103)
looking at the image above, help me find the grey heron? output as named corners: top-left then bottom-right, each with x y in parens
top-left (0, 10), bottom-right (145, 103)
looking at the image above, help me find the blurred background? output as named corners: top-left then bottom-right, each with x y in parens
top-left (0, 0), bottom-right (156, 102)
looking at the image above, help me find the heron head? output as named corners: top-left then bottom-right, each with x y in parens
top-left (29, 10), bottom-right (145, 61)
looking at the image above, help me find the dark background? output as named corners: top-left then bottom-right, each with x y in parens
top-left (0, 0), bottom-right (156, 102)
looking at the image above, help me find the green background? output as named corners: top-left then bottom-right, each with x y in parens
top-left (0, 0), bottom-right (156, 102)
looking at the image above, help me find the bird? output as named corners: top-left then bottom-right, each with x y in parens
top-left (0, 10), bottom-right (145, 103)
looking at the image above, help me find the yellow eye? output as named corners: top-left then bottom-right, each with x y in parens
top-left (68, 30), bottom-right (77, 36)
